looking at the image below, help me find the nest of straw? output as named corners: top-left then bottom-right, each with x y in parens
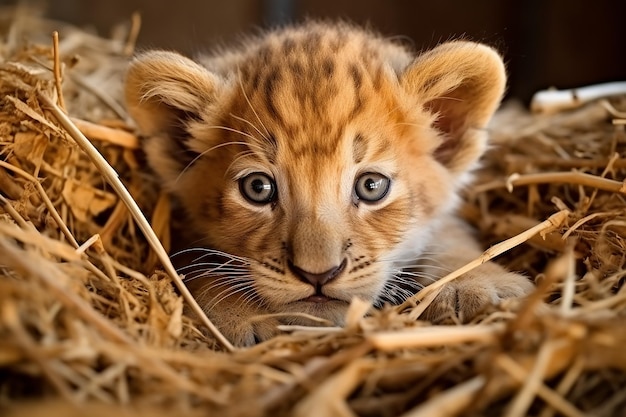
top-left (1, 9), bottom-right (625, 417)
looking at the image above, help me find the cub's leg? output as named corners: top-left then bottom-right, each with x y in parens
top-left (185, 277), bottom-right (280, 347)
top-left (415, 218), bottom-right (535, 322)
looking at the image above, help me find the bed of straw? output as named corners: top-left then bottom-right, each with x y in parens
top-left (1, 10), bottom-right (625, 417)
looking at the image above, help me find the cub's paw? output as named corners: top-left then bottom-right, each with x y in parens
top-left (186, 280), bottom-right (282, 347)
top-left (239, 316), bottom-right (283, 347)
top-left (422, 265), bottom-right (535, 322)
top-left (210, 312), bottom-right (282, 347)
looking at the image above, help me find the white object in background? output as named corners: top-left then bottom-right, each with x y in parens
top-left (530, 81), bottom-right (626, 114)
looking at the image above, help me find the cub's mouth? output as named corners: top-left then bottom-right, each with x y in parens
top-left (301, 294), bottom-right (337, 303)
top-left (293, 293), bottom-right (350, 306)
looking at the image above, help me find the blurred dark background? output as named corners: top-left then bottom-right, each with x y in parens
top-left (6, 0), bottom-right (626, 102)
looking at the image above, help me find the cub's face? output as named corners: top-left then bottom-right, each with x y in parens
top-left (125, 24), bottom-right (506, 327)
top-left (174, 70), bottom-right (449, 322)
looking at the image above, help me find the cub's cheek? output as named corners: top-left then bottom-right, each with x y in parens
top-left (218, 196), bottom-right (275, 237)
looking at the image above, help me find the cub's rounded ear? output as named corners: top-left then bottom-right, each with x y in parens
top-left (125, 51), bottom-right (221, 186)
top-left (400, 42), bottom-right (506, 174)
top-left (125, 50), bottom-right (220, 137)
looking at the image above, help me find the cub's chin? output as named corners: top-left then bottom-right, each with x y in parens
top-left (281, 299), bottom-right (351, 326)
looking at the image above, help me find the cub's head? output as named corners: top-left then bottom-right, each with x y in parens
top-left (125, 26), bottom-right (505, 327)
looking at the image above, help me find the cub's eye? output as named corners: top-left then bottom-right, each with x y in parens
top-left (354, 172), bottom-right (391, 203)
top-left (239, 173), bottom-right (277, 204)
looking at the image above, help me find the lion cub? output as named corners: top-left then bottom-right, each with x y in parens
top-left (125, 22), bottom-right (534, 346)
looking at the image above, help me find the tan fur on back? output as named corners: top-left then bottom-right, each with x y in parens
top-left (125, 22), bottom-right (533, 346)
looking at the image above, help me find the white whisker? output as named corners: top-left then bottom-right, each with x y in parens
top-left (393, 270), bottom-right (446, 281)
top-left (178, 262), bottom-right (249, 272)
top-left (174, 135), bottom-right (265, 185)
top-left (226, 150), bottom-right (257, 176)
top-left (172, 247), bottom-right (252, 264)
top-left (208, 284), bottom-right (260, 310)
top-left (376, 273), bottom-right (426, 306)
top-left (237, 68), bottom-right (271, 138)
top-left (230, 112), bottom-right (268, 142)
top-left (197, 278), bottom-right (252, 302)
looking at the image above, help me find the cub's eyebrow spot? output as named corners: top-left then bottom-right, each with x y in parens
top-left (352, 133), bottom-right (368, 164)
top-left (349, 63), bottom-right (363, 89)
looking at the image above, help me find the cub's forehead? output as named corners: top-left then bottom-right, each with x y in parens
top-left (211, 25), bottom-right (416, 168)
top-left (242, 25), bottom-right (387, 65)
top-left (236, 28), bottom-right (391, 89)
top-left (227, 33), bottom-right (403, 141)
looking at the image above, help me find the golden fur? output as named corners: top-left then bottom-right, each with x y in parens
top-left (125, 22), bottom-right (534, 346)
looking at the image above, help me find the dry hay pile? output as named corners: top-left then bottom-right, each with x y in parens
top-left (1, 9), bottom-right (626, 417)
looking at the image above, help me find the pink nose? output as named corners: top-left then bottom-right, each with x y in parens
top-left (289, 259), bottom-right (347, 287)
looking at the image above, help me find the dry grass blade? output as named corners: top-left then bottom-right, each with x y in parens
top-left (369, 324), bottom-right (505, 351)
top-left (0, 236), bottom-right (131, 344)
top-left (0, 159), bottom-right (79, 248)
top-left (70, 117), bottom-right (139, 148)
top-left (496, 354), bottom-right (585, 417)
top-left (38, 92), bottom-right (234, 352)
top-left (506, 172), bottom-right (626, 194)
top-left (400, 376), bottom-right (486, 417)
top-left (52, 31), bottom-right (66, 112)
top-left (398, 210), bottom-right (570, 312)
top-left (2, 301), bottom-right (76, 402)
top-left (293, 359), bottom-right (374, 417)
top-left (504, 340), bottom-right (572, 417)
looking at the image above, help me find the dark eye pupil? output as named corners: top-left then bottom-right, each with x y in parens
top-left (251, 179), bottom-right (267, 194)
top-left (364, 178), bottom-right (378, 192)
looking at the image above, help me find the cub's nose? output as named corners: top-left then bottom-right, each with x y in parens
top-left (288, 259), bottom-right (347, 287)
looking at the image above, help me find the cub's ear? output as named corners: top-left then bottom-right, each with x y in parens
top-left (125, 51), bottom-right (220, 185)
top-left (400, 41), bottom-right (506, 175)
